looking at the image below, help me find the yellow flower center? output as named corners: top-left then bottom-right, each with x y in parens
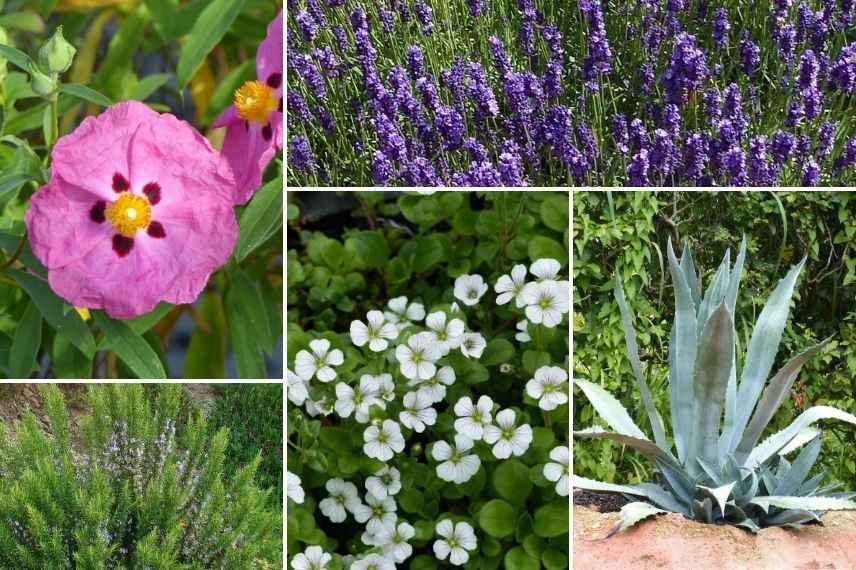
top-left (234, 80), bottom-right (278, 124)
top-left (106, 192), bottom-right (151, 237)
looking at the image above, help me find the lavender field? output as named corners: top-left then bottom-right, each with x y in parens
top-left (287, 0), bottom-right (856, 187)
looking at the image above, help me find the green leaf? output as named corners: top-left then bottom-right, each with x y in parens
top-left (528, 236), bottom-right (566, 265)
top-left (398, 488), bottom-right (424, 513)
top-left (493, 459), bottom-right (532, 504)
top-left (0, 11), bottom-right (45, 34)
top-left (541, 547), bottom-right (568, 570)
top-left (94, 6), bottom-right (148, 85)
top-left (227, 267), bottom-right (274, 353)
top-left (345, 231), bottom-right (389, 268)
top-left (9, 268), bottom-right (95, 358)
top-left (94, 312), bottom-right (166, 379)
top-left (184, 293), bottom-right (226, 379)
top-left (10, 301), bottom-right (41, 378)
top-left (127, 302), bottom-right (173, 335)
top-left (176, 0), bottom-right (248, 90)
top-left (52, 333), bottom-right (92, 379)
top-left (533, 501), bottom-right (569, 538)
top-left (478, 499), bottom-right (515, 538)
top-left (540, 194), bottom-right (569, 232)
top-left (234, 176), bottom-right (283, 262)
top-left (504, 546), bottom-right (540, 570)
top-left (59, 83), bottom-right (112, 107)
top-left (411, 236), bottom-right (443, 273)
top-left (0, 172), bottom-right (32, 196)
top-left (225, 272), bottom-right (267, 379)
top-left (532, 427), bottom-right (555, 450)
top-left (410, 555), bottom-right (438, 570)
top-left (523, 534), bottom-right (546, 558)
top-left (129, 73), bottom-right (170, 101)
top-left (480, 338), bottom-right (514, 367)
top-left (573, 378), bottom-right (647, 439)
top-left (522, 350), bottom-right (550, 374)
top-left (0, 43), bottom-right (35, 72)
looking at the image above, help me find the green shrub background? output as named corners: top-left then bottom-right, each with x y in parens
top-left (573, 191), bottom-right (856, 487)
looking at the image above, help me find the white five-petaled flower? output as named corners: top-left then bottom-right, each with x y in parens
top-left (335, 375), bottom-right (383, 422)
top-left (432, 434), bottom-right (481, 483)
top-left (521, 280), bottom-right (569, 328)
top-left (376, 373), bottom-right (396, 401)
top-left (454, 274), bottom-right (489, 306)
top-left (294, 339), bottom-right (344, 382)
top-left (363, 420), bottom-right (406, 461)
top-left (515, 319), bottom-right (531, 343)
top-left (377, 521), bottom-right (415, 563)
top-left (530, 258), bottom-right (561, 281)
top-left (543, 446), bottom-right (570, 497)
top-left (415, 365), bottom-right (456, 404)
top-left (319, 478), bottom-right (361, 523)
top-left (352, 491), bottom-right (398, 534)
top-left (291, 545), bottom-right (331, 570)
top-left (366, 466), bottom-right (402, 500)
top-left (526, 366), bottom-right (569, 411)
top-left (305, 396), bottom-right (333, 417)
top-left (399, 391), bottom-right (438, 432)
top-left (483, 408), bottom-right (533, 459)
top-left (350, 310), bottom-right (399, 351)
top-left (433, 520), bottom-right (477, 566)
top-left (385, 296), bottom-right (426, 331)
top-left (287, 369), bottom-right (308, 406)
top-left (349, 553), bottom-right (395, 570)
top-left (459, 332), bottom-right (487, 359)
top-left (396, 332), bottom-right (441, 380)
top-left (286, 470), bottom-right (304, 504)
top-left (424, 311), bottom-right (465, 355)
top-left (453, 395), bottom-right (494, 440)
top-left (495, 264), bottom-right (529, 307)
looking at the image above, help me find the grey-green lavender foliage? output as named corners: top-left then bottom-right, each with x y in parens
top-left (574, 237), bottom-right (856, 533)
top-left (0, 384), bottom-right (281, 568)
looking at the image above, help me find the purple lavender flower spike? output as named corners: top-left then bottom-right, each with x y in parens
top-left (778, 25), bottom-right (796, 63)
top-left (489, 36), bottom-right (513, 80)
top-left (435, 106), bottom-right (465, 150)
top-left (463, 138), bottom-right (490, 163)
top-left (771, 131), bottom-right (796, 164)
top-left (466, 0), bottom-right (487, 17)
top-left (407, 46), bottom-right (426, 80)
top-left (581, 0), bottom-right (613, 90)
top-left (803, 86), bottom-right (822, 119)
top-left (498, 140), bottom-right (528, 186)
top-left (802, 158), bottom-right (820, 185)
top-left (544, 60), bottom-right (564, 98)
top-left (380, 9), bottom-right (395, 33)
top-left (414, 0), bottom-right (434, 35)
top-left (630, 118), bottom-right (648, 151)
top-left (290, 136), bottom-right (317, 174)
top-left (612, 114), bottom-right (630, 154)
top-left (817, 121), bottom-right (836, 159)
top-left (748, 136), bottom-right (774, 185)
top-left (786, 99), bottom-right (805, 127)
top-left (332, 26), bottom-right (349, 53)
top-left (682, 132), bottom-right (709, 180)
top-left (712, 8), bottom-right (730, 49)
top-left (723, 146), bottom-right (747, 185)
top-left (627, 149), bottom-right (650, 186)
top-left (372, 151), bottom-right (394, 185)
top-left (798, 50), bottom-right (819, 89)
top-left (831, 43), bottom-right (856, 93)
top-left (661, 33), bottom-right (709, 105)
top-left (307, 0), bottom-right (328, 29)
top-left (296, 10), bottom-right (319, 43)
top-left (650, 129), bottom-right (677, 179)
top-left (467, 62), bottom-right (500, 119)
top-left (739, 32), bottom-right (761, 77)
top-left (287, 90), bottom-right (313, 126)
top-left (703, 88), bottom-right (721, 125)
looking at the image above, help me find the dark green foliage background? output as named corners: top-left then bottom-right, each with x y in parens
top-left (573, 191), bottom-right (856, 487)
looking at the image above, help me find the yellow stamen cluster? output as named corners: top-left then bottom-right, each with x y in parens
top-left (106, 192), bottom-right (151, 237)
top-left (234, 80), bottom-right (278, 124)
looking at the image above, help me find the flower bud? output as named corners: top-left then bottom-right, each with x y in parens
top-left (30, 67), bottom-right (58, 96)
top-left (38, 26), bottom-right (76, 74)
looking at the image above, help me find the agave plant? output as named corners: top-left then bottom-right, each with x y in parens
top-left (574, 237), bottom-right (856, 533)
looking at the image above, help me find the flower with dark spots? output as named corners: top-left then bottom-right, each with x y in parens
top-left (26, 101), bottom-right (237, 319)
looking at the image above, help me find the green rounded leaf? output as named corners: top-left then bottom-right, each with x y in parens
top-left (504, 546), bottom-right (540, 570)
top-left (481, 338), bottom-right (515, 367)
top-left (533, 501), bottom-right (569, 538)
top-left (528, 236), bottom-right (566, 265)
top-left (493, 459), bottom-right (532, 504)
top-left (542, 547), bottom-right (569, 570)
top-left (478, 499), bottom-right (515, 538)
top-left (345, 230), bottom-right (389, 268)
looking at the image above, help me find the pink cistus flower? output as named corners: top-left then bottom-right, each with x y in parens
top-left (214, 10), bottom-right (283, 204)
top-left (25, 101), bottom-right (237, 319)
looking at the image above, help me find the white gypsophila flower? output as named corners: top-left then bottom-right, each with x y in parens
top-left (453, 274), bottom-right (489, 306)
top-left (305, 397), bottom-right (334, 417)
top-left (349, 553), bottom-right (396, 570)
top-left (433, 520), bottom-right (477, 566)
top-left (450, 301), bottom-right (461, 313)
top-left (366, 466), bottom-right (402, 500)
top-left (352, 491), bottom-right (398, 534)
top-left (335, 375), bottom-right (383, 422)
top-left (351, 310), bottom-right (399, 352)
top-left (396, 332), bottom-right (441, 380)
top-left (459, 332), bottom-right (486, 359)
top-left (294, 339), bottom-right (345, 382)
top-left (432, 434), bottom-right (481, 483)
top-left (424, 311), bottom-right (465, 355)
top-left (319, 478), bottom-right (361, 523)
top-left (526, 366), bottom-right (569, 411)
top-left (378, 521), bottom-right (415, 563)
top-left (521, 280), bottom-right (569, 328)
top-left (399, 391), bottom-right (438, 432)
top-left (483, 408), bottom-right (533, 459)
top-left (385, 296), bottom-right (426, 331)
top-left (287, 369), bottom-right (308, 406)
top-left (530, 258), bottom-right (561, 281)
top-left (291, 545), bottom-right (332, 570)
top-left (415, 365), bottom-right (456, 403)
top-left (543, 446), bottom-right (570, 497)
top-left (376, 373), bottom-right (396, 402)
top-left (515, 319), bottom-right (531, 343)
top-left (453, 395), bottom-right (494, 440)
top-left (494, 264), bottom-right (529, 307)
top-left (360, 528), bottom-right (385, 546)
top-left (363, 420), bottom-right (406, 461)
top-left (286, 470), bottom-right (304, 504)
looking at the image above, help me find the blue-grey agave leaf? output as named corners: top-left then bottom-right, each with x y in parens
top-left (655, 459), bottom-right (696, 505)
top-left (778, 426), bottom-right (822, 456)
top-left (573, 378), bottom-right (647, 439)
top-left (571, 475), bottom-right (654, 498)
top-left (746, 405), bottom-right (856, 469)
top-left (719, 236), bottom-right (745, 461)
top-left (691, 497), bottom-right (714, 522)
top-left (634, 482), bottom-right (690, 515)
top-left (666, 238), bottom-right (698, 464)
top-left (766, 509), bottom-right (822, 526)
top-left (773, 435), bottom-right (822, 496)
top-left (608, 502), bottom-right (667, 536)
top-left (726, 258), bottom-right (806, 457)
top-left (735, 338), bottom-right (832, 462)
top-left (797, 473), bottom-right (825, 496)
top-left (695, 249), bottom-right (730, 335)
top-left (574, 426), bottom-right (680, 469)
top-left (679, 243), bottom-right (701, 308)
top-left (614, 273), bottom-right (668, 449)
top-left (751, 495), bottom-right (856, 512)
top-left (698, 482), bottom-right (736, 518)
top-left (687, 300), bottom-right (734, 470)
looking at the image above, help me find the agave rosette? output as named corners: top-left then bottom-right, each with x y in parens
top-left (574, 236), bottom-right (856, 533)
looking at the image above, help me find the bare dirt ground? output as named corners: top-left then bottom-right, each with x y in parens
top-left (575, 505), bottom-right (856, 570)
